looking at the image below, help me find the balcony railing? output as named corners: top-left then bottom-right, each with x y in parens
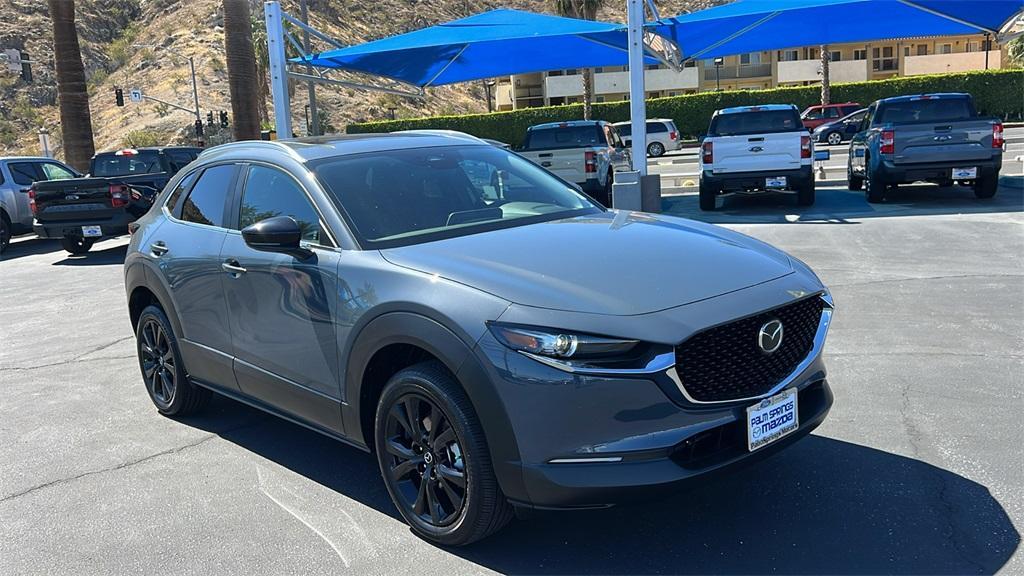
top-left (704, 63), bottom-right (772, 81)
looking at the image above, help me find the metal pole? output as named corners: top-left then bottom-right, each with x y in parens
top-left (189, 57), bottom-right (201, 124)
top-left (626, 0), bottom-right (647, 176)
top-left (265, 1), bottom-right (292, 138)
top-left (984, 33), bottom-right (990, 69)
top-left (301, 0), bottom-right (319, 136)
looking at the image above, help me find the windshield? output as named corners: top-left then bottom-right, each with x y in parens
top-left (92, 151), bottom-right (162, 177)
top-left (312, 145), bottom-right (600, 248)
top-left (710, 110), bottom-right (803, 137)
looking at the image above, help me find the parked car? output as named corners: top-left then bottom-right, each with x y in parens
top-left (0, 156), bottom-right (80, 253)
top-left (125, 132), bottom-right (834, 546)
top-left (812, 108), bottom-right (867, 146)
top-left (848, 93), bottom-right (1003, 202)
top-left (518, 120), bottom-right (632, 206)
top-left (800, 102), bottom-right (862, 130)
top-left (699, 104), bottom-right (816, 211)
top-left (612, 118), bottom-right (682, 157)
top-left (31, 146), bottom-right (201, 254)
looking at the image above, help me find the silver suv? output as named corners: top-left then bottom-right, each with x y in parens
top-left (0, 157), bottom-right (78, 252)
top-left (125, 132), bottom-right (834, 546)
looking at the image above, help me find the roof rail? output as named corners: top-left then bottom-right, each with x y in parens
top-left (198, 139), bottom-right (305, 162)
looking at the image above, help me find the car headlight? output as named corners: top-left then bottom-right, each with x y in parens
top-left (488, 323), bottom-right (638, 359)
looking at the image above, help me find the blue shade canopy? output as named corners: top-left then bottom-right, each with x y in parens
top-left (297, 9), bottom-right (646, 88)
top-left (654, 0), bottom-right (1024, 61)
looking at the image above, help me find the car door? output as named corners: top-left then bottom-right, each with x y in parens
top-left (220, 163), bottom-right (344, 433)
top-left (151, 163), bottom-right (240, 390)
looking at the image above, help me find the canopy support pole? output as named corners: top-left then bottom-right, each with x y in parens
top-left (627, 0), bottom-right (647, 177)
top-left (287, 71), bottom-right (425, 99)
top-left (266, 1), bottom-right (292, 138)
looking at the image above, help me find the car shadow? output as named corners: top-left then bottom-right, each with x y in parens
top-left (181, 396), bottom-right (1018, 574)
top-left (662, 176), bottom-right (1024, 225)
top-left (0, 236), bottom-right (62, 261)
top-left (51, 244), bottom-right (128, 266)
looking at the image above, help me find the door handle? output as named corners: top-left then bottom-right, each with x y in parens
top-left (150, 242), bottom-right (169, 256)
top-left (222, 260), bottom-right (247, 275)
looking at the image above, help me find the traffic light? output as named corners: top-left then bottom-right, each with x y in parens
top-left (115, 88), bottom-right (124, 107)
top-left (206, 111), bottom-right (214, 127)
top-left (194, 119), bottom-right (204, 137)
top-left (219, 110), bottom-right (228, 128)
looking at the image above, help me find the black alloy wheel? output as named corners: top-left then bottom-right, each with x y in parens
top-left (140, 317), bottom-right (177, 408)
top-left (383, 392), bottom-right (467, 527)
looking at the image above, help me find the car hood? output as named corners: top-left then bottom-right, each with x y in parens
top-left (380, 211), bottom-right (794, 316)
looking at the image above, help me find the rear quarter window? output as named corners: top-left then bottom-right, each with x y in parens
top-left (709, 110), bottom-right (803, 137)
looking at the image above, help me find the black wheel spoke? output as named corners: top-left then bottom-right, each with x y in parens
top-left (426, 403), bottom-right (438, 444)
top-left (158, 369), bottom-right (174, 401)
top-left (439, 476), bottom-right (463, 512)
top-left (412, 472), bottom-right (430, 515)
top-left (143, 323), bottom-right (156, 351)
top-left (386, 438), bottom-right (416, 460)
top-left (390, 458), bottom-right (420, 481)
top-left (403, 398), bottom-right (423, 438)
top-left (425, 479), bottom-right (441, 523)
top-left (437, 464), bottom-right (466, 489)
top-left (389, 404), bottom-right (414, 438)
top-left (432, 426), bottom-right (456, 452)
top-left (142, 360), bottom-right (158, 379)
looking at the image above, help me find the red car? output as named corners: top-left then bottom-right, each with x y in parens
top-left (800, 102), bottom-right (862, 130)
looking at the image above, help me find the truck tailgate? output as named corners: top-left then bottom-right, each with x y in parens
top-left (521, 149), bottom-right (585, 183)
top-left (32, 179), bottom-right (120, 222)
top-left (893, 120), bottom-right (997, 164)
top-left (711, 132), bottom-right (802, 174)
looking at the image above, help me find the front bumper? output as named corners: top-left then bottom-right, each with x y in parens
top-left (475, 290), bottom-right (833, 509)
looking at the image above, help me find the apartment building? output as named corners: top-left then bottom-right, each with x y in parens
top-left (495, 34), bottom-right (1007, 111)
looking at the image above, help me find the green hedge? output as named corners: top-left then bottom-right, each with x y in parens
top-left (348, 69), bottom-right (1023, 147)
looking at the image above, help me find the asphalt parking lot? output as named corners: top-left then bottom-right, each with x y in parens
top-left (2, 180), bottom-right (1022, 574)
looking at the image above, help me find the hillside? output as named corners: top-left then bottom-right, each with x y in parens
top-left (0, 0), bottom-right (722, 157)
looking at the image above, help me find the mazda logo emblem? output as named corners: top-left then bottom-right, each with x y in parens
top-left (423, 451), bottom-right (434, 464)
top-left (758, 319), bottom-right (784, 353)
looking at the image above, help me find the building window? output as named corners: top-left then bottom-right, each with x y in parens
top-left (872, 46), bottom-right (897, 71)
top-left (853, 49), bottom-right (867, 60)
top-left (667, 91), bottom-right (677, 96)
top-left (622, 95), bottom-right (629, 101)
top-left (940, 44), bottom-right (952, 54)
top-left (903, 46), bottom-right (911, 57)
top-left (566, 69), bottom-right (577, 75)
top-left (739, 52), bottom-right (761, 65)
top-left (917, 45), bottom-right (928, 56)
top-left (830, 51), bottom-right (841, 62)
top-left (780, 49), bottom-right (799, 62)
top-left (596, 95), bottom-right (605, 103)
top-left (966, 41), bottom-right (980, 52)
top-left (645, 64), bottom-right (659, 70)
top-left (594, 67), bottom-right (603, 74)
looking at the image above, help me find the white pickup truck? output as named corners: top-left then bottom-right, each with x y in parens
top-left (698, 104), bottom-right (815, 211)
top-left (518, 120), bottom-right (632, 207)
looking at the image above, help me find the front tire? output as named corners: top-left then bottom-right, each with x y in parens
top-left (974, 173), bottom-right (998, 199)
top-left (848, 165), bottom-right (864, 191)
top-left (647, 141), bottom-right (665, 157)
top-left (375, 361), bottom-right (513, 546)
top-left (0, 215), bottom-right (10, 253)
top-left (61, 235), bottom-right (95, 255)
top-left (135, 305), bottom-right (210, 416)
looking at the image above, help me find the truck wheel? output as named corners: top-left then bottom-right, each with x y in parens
top-left (698, 181), bottom-right (717, 211)
top-left (865, 171), bottom-right (886, 203)
top-left (974, 174), bottom-right (998, 199)
top-left (848, 166), bottom-right (863, 191)
top-left (647, 142), bottom-right (665, 157)
top-left (0, 213), bottom-right (10, 254)
top-left (61, 236), bottom-right (95, 255)
top-left (797, 179), bottom-right (815, 206)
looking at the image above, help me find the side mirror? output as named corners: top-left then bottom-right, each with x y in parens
top-left (241, 215), bottom-right (312, 259)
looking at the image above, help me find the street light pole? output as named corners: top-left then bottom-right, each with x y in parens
top-left (714, 57), bottom-right (723, 91)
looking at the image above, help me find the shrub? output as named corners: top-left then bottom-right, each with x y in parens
top-left (348, 69), bottom-right (1023, 147)
top-left (122, 130), bottom-right (163, 148)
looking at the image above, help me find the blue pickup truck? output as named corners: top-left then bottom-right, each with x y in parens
top-left (848, 93), bottom-right (1003, 203)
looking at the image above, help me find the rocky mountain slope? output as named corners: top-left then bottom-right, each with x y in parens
top-left (0, 0), bottom-right (723, 157)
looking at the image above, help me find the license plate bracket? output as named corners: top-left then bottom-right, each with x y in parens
top-left (81, 225), bottom-right (102, 238)
top-left (952, 167), bottom-right (977, 179)
top-left (746, 388), bottom-right (799, 452)
top-left (765, 176), bottom-right (787, 189)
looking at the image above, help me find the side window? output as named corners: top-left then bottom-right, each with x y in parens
top-left (238, 165), bottom-right (322, 244)
top-left (9, 162), bottom-right (40, 186)
top-left (803, 108), bottom-right (823, 120)
top-left (165, 169), bottom-right (200, 215)
top-left (40, 163), bottom-right (76, 180)
top-left (180, 164), bottom-right (234, 228)
top-left (165, 150), bottom-right (197, 174)
top-left (824, 108), bottom-right (841, 119)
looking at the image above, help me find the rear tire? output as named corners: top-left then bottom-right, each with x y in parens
top-left (375, 361), bottom-right (513, 546)
top-left (135, 305), bottom-right (210, 416)
top-left (848, 166), bottom-right (863, 191)
top-left (61, 236), bottom-right (95, 255)
top-left (698, 181), bottom-right (717, 211)
top-left (974, 174), bottom-right (998, 199)
top-left (647, 142), bottom-right (665, 157)
top-left (603, 171), bottom-right (614, 208)
top-left (797, 179), bottom-right (815, 206)
top-left (865, 170), bottom-right (886, 203)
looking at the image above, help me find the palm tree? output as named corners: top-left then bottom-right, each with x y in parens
top-left (47, 0), bottom-right (95, 172)
top-left (554, 0), bottom-right (605, 120)
top-left (251, 15), bottom-right (270, 125)
top-left (820, 45), bottom-right (831, 105)
top-left (223, 0), bottom-right (261, 140)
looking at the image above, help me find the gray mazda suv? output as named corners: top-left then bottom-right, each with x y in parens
top-left (124, 132), bottom-right (834, 546)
